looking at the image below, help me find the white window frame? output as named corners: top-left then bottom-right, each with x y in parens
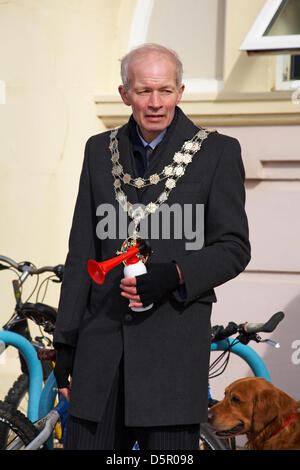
top-left (276, 55), bottom-right (300, 90)
top-left (240, 0), bottom-right (300, 53)
top-left (275, 55), bottom-right (300, 104)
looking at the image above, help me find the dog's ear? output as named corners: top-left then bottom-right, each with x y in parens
top-left (252, 389), bottom-right (279, 434)
top-left (252, 386), bottom-right (297, 435)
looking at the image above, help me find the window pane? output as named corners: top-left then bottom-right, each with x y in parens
top-left (264, 0), bottom-right (300, 36)
top-left (291, 55), bottom-right (300, 79)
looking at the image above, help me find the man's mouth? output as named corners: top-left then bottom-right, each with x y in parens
top-left (146, 115), bottom-right (164, 120)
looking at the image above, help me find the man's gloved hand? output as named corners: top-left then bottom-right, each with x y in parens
top-left (120, 262), bottom-right (181, 307)
top-left (53, 343), bottom-right (74, 389)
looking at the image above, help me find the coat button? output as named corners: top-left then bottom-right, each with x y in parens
top-left (125, 313), bottom-right (133, 322)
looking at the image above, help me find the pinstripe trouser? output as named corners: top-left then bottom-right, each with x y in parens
top-left (64, 359), bottom-right (200, 450)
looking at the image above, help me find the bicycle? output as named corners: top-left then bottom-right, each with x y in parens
top-left (200, 310), bottom-right (284, 450)
top-left (0, 310), bottom-right (284, 450)
top-left (0, 255), bottom-right (63, 445)
top-left (0, 331), bottom-right (67, 450)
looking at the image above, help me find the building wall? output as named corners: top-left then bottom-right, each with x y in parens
top-left (0, 0), bottom-right (299, 408)
top-left (0, 0), bottom-right (136, 399)
top-left (211, 124), bottom-right (300, 400)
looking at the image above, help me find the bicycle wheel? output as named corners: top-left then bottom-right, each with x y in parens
top-left (0, 400), bottom-right (38, 449)
top-left (0, 357), bottom-right (53, 448)
top-left (199, 423), bottom-right (229, 450)
top-left (0, 373), bottom-right (29, 447)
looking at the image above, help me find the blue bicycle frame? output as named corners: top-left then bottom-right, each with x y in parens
top-left (0, 331), bottom-right (66, 450)
top-left (0, 331), bottom-right (43, 422)
top-left (211, 338), bottom-right (271, 381)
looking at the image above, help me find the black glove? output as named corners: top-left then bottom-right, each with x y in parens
top-left (53, 343), bottom-right (74, 389)
top-left (136, 262), bottom-right (180, 307)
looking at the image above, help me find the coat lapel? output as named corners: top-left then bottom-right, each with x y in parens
top-left (116, 122), bottom-right (140, 206)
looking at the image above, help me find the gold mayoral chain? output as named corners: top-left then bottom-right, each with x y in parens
top-left (109, 125), bottom-right (214, 252)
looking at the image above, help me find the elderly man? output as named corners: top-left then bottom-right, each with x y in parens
top-left (53, 43), bottom-right (251, 450)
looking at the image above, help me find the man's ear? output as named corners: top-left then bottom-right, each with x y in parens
top-left (119, 85), bottom-right (131, 106)
top-left (176, 83), bottom-right (185, 105)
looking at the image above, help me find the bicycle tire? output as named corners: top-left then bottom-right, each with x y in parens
top-left (0, 356), bottom-right (53, 448)
top-left (0, 373), bottom-right (29, 447)
top-left (4, 372), bottom-right (29, 406)
top-left (3, 358), bottom-right (52, 410)
top-left (199, 423), bottom-right (229, 450)
top-left (0, 400), bottom-right (38, 449)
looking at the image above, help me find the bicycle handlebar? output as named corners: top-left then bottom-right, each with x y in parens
top-left (242, 311), bottom-right (284, 334)
top-left (0, 255), bottom-right (19, 270)
top-left (0, 255), bottom-right (64, 281)
top-left (211, 311), bottom-right (285, 343)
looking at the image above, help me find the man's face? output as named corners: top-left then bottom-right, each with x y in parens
top-left (119, 52), bottom-right (184, 143)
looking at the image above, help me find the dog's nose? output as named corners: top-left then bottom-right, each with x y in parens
top-left (207, 408), bottom-right (215, 424)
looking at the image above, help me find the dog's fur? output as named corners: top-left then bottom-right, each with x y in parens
top-left (208, 377), bottom-right (300, 450)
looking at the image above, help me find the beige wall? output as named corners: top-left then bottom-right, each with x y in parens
top-left (0, 0), bottom-right (125, 301)
top-left (0, 0), bottom-right (135, 399)
top-left (146, 0), bottom-right (225, 80)
top-left (0, 0), bottom-right (299, 411)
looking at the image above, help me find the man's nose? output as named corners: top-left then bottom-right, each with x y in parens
top-left (148, 91), bottom-right (162, 108)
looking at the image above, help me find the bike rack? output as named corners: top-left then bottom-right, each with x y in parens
top-left (211, 338), bottom-right (271, 381)
top-left (0, 331), bottom-right (43, 422)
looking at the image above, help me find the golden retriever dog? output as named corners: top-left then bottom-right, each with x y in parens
top-left (207, 377), bottom-right (300, 450)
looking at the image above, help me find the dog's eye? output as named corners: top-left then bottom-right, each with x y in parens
top-left (231, 395), bottom-right (241, 404)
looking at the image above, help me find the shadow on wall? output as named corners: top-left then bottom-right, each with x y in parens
top-left (261, 294), bottom-right (300, 401)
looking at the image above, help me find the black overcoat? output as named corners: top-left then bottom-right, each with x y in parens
top-left (53, 107), bottom-right (251, 426)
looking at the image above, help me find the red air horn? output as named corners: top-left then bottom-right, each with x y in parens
top-left (87, 239), bottom-right (151, 285)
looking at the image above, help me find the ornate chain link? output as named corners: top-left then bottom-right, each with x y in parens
top-left (109, 126), bottom-right (214, 237)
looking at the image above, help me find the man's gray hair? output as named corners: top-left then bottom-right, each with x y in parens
top-left (120, 43), bottom-right (183, 91)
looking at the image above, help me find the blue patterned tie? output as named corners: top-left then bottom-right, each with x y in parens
top-left (144, 145), bottom-right (153, 170)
